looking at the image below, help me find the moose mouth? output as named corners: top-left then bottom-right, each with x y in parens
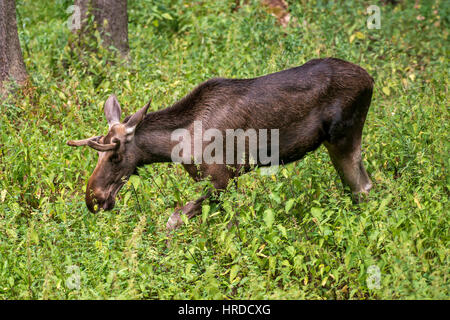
top-left (86, 180), bottom-right (126, 213)
top-left (86, 195), bottom-right (116, 213)
top-left (101, 197), bottom-right (116, 211)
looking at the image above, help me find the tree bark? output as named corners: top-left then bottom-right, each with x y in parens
top-left (74, 0), bottom-right (129, 58)
top-left (0, 0), bottom-right (28, 95)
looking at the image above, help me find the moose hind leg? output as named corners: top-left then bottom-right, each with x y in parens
top-left (324, 137), bottom-right (372, 201)
top-left (324, 84), bottom-right (373, 201)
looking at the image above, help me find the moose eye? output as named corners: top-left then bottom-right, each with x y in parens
top-left (110, 153), bottom-right (122, 163)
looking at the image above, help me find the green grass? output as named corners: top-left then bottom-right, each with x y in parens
top-left (0, 0), bottom-right (448, 299)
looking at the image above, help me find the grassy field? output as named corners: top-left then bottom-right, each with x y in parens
top-left (0, 0), bottom-right (448, 299)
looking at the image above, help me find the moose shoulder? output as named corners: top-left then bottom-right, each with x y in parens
top-left (67, 57), bottom-right (374, 230)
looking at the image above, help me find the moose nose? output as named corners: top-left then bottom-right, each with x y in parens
top-left (86, 197), bottom-right (103, 213)
top-left (85, 188), bottom-right (107, 213)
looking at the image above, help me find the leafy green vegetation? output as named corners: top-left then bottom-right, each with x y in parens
top-left (0, 0), bottom-right (448, 299)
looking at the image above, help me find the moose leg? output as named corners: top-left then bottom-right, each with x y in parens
top-left (325, 140), bottom-right (372, 194)
top-left (166, 192), bottom-right (210, 230)
top-left (324, 88), bottom-right (373, 202)
top-left (324, 130), bottom-right (372, 203)
top-left (166, 164), bottom-right (233, 231)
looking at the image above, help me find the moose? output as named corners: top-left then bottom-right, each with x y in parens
top-left (67, 58), bottom-right (374, 230)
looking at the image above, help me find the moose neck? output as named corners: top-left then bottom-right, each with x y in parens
top-left (134, 102), bottom-right (195, 165)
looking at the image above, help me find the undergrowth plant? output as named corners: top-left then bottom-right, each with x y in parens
top-left (0, 0), bottom-right (448, 299)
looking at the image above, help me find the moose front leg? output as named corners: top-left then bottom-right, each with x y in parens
top-left (166, 164), bottom-right (234, 231)
top-left (166, 192), bottom-right (210, 230)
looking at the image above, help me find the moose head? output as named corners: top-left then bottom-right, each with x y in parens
top-left (67, 95), bottom-right (150, 213)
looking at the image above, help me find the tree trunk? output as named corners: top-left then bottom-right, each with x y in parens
top-left (73, 0), bottom-right (129, 58)
top-left (0, 0), bottom-right (28, 95)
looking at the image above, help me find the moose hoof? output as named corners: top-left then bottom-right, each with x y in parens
top-left (352, 189), bottom-right (371, 204)
top-left (166, 201), bottom-right (198, 231)
top-left (166, 211), bottom-right (183, 231)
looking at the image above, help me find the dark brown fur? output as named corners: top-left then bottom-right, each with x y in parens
top-left (68, 57), bottom-right (374, 230)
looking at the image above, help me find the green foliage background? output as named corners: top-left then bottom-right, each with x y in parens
top-left (0, 0), bottom-right (448, 299)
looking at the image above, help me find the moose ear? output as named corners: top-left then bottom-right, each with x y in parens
top-left (125, 98), bottom-right (151, 135)
top-left (104, 94), bottom-right (122, 128)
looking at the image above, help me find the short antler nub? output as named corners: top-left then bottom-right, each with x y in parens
top-left (67, 135), bottom-right (119, 152)
top-left (87, 139), bottom-right (120, 152)
top-left (67, 136), bottom-right (101, 147)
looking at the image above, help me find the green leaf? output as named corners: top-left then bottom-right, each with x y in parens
top-left (268, 256), bottom-right (277, 275)
top-left (311, 207), bottom-right (323, 220)
top-left (202, 204), bottom-right (210, 224)
top-left (269, 193), bottom-right (281, 204)
top-left (377, 194), bottom-right (393, 213)
top-left (285, 198), bottom-right (295, 213)
top-left (277, 224), bottom-right (287, 239)
top-left (30, 230), bottom-right (39, 245)
top-left (181, 213), bottom-right (189, 225)
top-left (263, 209), bottom-right (275, 229)
top-left (129, 175), bottom-right (140, 190)
top-left (230, 264), bottom-right (240, 282)
top-left (124, 79), bottom-right (131, 91)
top-left (355, 31), bottom-right (365, 39)
top-left (123, 190), bottom-right (132, 205)
top-left (161, 13), bottom-right (173, 20)
top-left (58, 91), bottom-right (66, 100)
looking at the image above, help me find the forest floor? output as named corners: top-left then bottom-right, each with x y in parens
top-left (0, 0), bottom-right (448, 299)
